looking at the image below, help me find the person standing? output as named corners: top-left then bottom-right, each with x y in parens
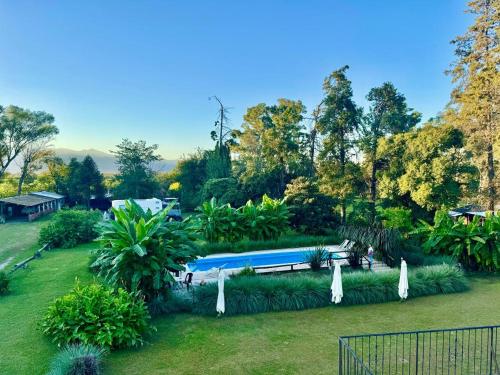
top-left (367, 245), bottom-right (374, 270)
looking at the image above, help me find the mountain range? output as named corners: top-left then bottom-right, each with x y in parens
top-left (7, 148), bottom-right (178, 175)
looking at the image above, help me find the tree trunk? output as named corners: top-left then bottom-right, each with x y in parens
top-left (17, 164), bottom-right (29, 195)
top-left (369, 148), bottom-right (377, 223)
top-left (486, 142), bottom-right (496, 211)
top-left (340, 129), bottom-right (346, 224)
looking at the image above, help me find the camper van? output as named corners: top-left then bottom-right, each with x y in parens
top-left (111, 198), bottom-right (182, 220)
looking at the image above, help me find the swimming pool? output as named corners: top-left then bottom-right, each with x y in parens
top-left (188, 250), bottom-right (341, 272)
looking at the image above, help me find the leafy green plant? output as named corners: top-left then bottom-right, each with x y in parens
top-left (196, 197), bottom-right (245, 243)
top-left (304, 248), bottom-right (329, 271)
top-left (47, 344), bottom-right (106, 375)
top-left (0, 271), bottom-right (9, 295)
top-left (197, 195), bottom-right (290, 242)
top-left (237, 195), bottom-right (290, 241)
top-left (39, 209), bottom-right (101, 248)
top-left (193, 264), bottom-right (468, 316)
top-left (414, 211), bottom-right (500, 271)
top-left (92, 200), bottom-right (202, 304)
top-left (41, 282), bottom-right (151, 349)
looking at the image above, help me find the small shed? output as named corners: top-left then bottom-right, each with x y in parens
top-left (0, 191), bottom-right (65, 221)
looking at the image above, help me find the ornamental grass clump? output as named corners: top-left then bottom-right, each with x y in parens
top-left (193, 264), bottom-right (468, 316)
top-left (41, 282), bottom-right (151, 349)
top-left (304, 248), bottom-right (329, 271)
top-left (47, 344), bottom-right (106, 375)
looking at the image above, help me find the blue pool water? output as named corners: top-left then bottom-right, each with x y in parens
top-left (188, 250), bottom-right (340, 272)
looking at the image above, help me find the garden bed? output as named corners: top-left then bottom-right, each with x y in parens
top-left (192, 264), bottom-right (468, 316)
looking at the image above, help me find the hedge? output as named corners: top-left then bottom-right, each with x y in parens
top-left (200, 233), bottom-right (341, 254)
top-left (192, 264), bottom-right (468, 316)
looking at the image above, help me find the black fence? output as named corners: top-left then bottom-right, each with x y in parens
top-left (339, 325), bottom-right (500, 375)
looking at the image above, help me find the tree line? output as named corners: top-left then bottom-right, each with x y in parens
top-left (0, 1), bottom-right (497, 223)
top-left (167, 1), bottom-right (498, 222)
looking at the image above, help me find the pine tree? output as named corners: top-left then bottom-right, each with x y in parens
top-left (79, 155), bottom-right (105, 207)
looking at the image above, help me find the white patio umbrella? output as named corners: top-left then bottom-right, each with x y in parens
top-left (216, 268), bottom-right (225, 315)
top-left (398, 259), bottom-right (409, 300)
top-left (331, 261), bottom-right (343, 304)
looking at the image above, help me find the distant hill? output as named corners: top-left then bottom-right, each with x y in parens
top-left (6, 148), bottom-right (178, 175)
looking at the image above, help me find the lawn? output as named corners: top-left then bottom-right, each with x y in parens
top-left (0, 235), bottom-right (499, 374)
top-left (0, 216), bottom-right (51, 268)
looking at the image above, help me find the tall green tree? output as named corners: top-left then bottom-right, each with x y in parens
top-left (316, 66), bottom-right (363, 223)
top-left (0, 105), bottom-right (58, 179)
top-left (66, 158), bottom-right (83, 205)
top-left (377, 119), bottom-right (478, 210)
top-left (233, 99), bottom-right (307, 196)
top-left (16, 141), bottom-right (54, 195)
top-left (362, 83), bottom-right (421, 221)
top-left (169, 150), bottom-right (208, 210)
top-left (46, 156), bottom-right (69, 195)
top-left (79, 155), bottom-right (105, 207)
top-left (111, 139), bottom-right (161, 199)
top-left (448, 0), bottom-right (499, 210)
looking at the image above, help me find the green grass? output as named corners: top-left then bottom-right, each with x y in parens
top-left (0, 221), bottom-right (498, 375)
top-left (107, 276), bottom-right (499, 375)
top-left (0, 216), bottom-right (51, 267)
top-left (0, 244), bottom-right (96, 374)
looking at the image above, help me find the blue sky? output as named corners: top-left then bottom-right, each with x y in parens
top-left (0, 1), bottom-right (471, 159)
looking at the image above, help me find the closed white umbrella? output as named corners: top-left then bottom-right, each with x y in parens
top-left (216, 268), bottom-right (225, 315)
top-left (331, 261), bottom-right (343, 304)
top-left (398, 259), bottom-right (409, 300)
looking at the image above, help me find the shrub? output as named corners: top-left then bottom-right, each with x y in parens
top-left (196, 198), bottom-right (245, 243)
top-left (304, 248), bottom-right (329, 271)
top-left (193, 264), bottom-right (468, 316)
top-left (0, 271), bottom-right (9, 295)
top-left (378, 207), bottom-right (414, 233)
top-left (201, 233), bottom-right (341, 254)
top-left (93, 200), bottom-right (202, 304)
top-left (239, 195), bottom-right (290, 241)
top-left (414, 211), bottom-right (500, 271)
top-left (196, 195), bottom-right (290, 242)
top-left (47, 344), bottom-right (106, 375)
top-left (284, 177), bottom-right (338, 234)
top-left (233, 266), bottom-right (257, 278)
top-left (39, 209), bottom-right (101, 248)
top-left (41, 282), bottom-right (151, 349)
top-left (201, 177), bottom-right (245, 207)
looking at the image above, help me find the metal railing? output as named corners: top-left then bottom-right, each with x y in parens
top-left (339, 325), bottom-right (500, 375)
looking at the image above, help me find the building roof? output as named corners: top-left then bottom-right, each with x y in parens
top-left (0, 194), bottom-right (55, 207)
top-left (30, 191), bottom-right (64, 199)
top-left (448, 204), bottom-right (487, 218)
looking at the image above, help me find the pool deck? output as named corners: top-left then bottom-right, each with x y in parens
top-left (187, 244), bottom-right (347, 285)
